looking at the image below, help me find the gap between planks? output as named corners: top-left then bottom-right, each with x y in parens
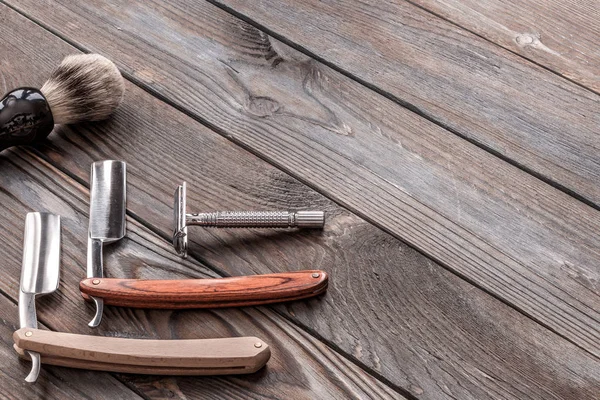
top-left (4, 0), bottom-right (598, 214)
top-left (1, 3), bottom-right (600, 400)
top-left (0, 5), bottom-right (412, 393)
top-left (10, 145), bottom-right (410, 399)
top-left (2, 0), bottom-right (598, 362)
top-left (401, 0), bottom-right (600, 97)
top-left (204, 0), bottom-right (600, 213)
top-left (1, 149), bottom-right (406, 400)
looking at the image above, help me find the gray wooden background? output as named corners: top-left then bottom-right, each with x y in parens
top-left (0, 0), bottom-right (598, 399)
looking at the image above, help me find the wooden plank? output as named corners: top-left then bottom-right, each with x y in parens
top-left (0, 150), bottom-right (401, 400)
top-left (0, 5), bottom-right (599, 400)
top-left (6, 0), bottom-right (600, 359)
top-left (206, 0), bottom-right (600, 207)
top-left (409, 0), bottom-right (600, 92)
top-left (2, 143), bottom-right (600, 400)
top-left (0, 295), bottom-right (143, 400)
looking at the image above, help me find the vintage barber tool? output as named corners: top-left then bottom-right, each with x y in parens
top-left (17, 212), bottom-right (61, 382)
top-left (0, 54), bottom-right (124, 152)
top-left (15, 212), bottom-right (270, 383)
top-left (173, 181), bottom-right (325, 258)
top-left (81, 162), bottom-right (328, 328)
top-left (86, 160), bottom-right (127, 327)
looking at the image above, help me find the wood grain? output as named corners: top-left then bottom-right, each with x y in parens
top-left (410, 0), bottom-right (600, 92)
top-left (1, 3), bottom-right (600, 399)
top-left (6, 0), bottom-right (600, 360)
top-left (1, 140), bottom-right (599, 400)
top-left (210, 0), bottom-right (600, 206)
top-left (80, 271), bottom-right (328, 309)
top-left (0, 150), bottom-right (401, 399)
top-left (0, 299), bottom-right (143, 399)
top-left (14, 328), bottom-right (270, 373)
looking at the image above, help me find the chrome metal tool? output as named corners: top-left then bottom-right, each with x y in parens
top-left (87, 160), bottom-right (126, 327)
top-left (15, 212), bottom-right (270, 381)
top-left (18, 212), bottom-right (61, 382)
top-left (80, 172), bottom-right (327, 328)
top-left (173, 181), bottom-right (325, 258)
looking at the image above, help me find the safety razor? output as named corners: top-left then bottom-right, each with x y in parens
top-left (81, 163), bottom-right (328, 328)
top-left (173, 181), bottom-right (325, 258)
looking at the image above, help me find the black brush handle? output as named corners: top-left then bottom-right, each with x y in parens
top-left (0, 87), bottom-right (54, 152)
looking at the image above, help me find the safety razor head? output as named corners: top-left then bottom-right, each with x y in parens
top-left (171, 180), bottom-right (326, 259)
top-left (173, 181), bottom-right (188, 258)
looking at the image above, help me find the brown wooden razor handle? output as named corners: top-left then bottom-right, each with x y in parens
top-left (14, 328), bottom-right (270, 375)
top-left (79, 270), bottom-right (328, 309)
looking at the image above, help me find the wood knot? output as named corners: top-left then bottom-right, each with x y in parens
top-left (515, 32), bottom-right (559, 55)
top-left (245, 96), bottom-right (280, 117)
top-left (515, 33), bottom-right (540, 47)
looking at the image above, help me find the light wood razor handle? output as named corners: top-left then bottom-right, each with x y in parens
top-left (14, 328), bottom-right (270, 375)
top-left (79, 270), bottom-right (328, 309)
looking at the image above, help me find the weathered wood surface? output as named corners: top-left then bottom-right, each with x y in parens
top-left (1, 3), bottom-right (600, 399)
top-left (1, 141), bottom-right (599, 400)
top-left (0, 149), bottom-right (401, 400)
top-left (7, 0), bottom-right (600, 360)
top-left (209, 0), bottom-right (600, 207)
top-left (410, 0), bottom-right (600, 92)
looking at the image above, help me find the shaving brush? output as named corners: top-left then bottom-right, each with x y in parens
top-left (0, 54), bottom-right (124, 152)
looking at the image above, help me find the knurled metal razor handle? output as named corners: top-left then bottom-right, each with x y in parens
top-left (173, 182), bottom-right (325, 258)
top-left (187, 211), bottom-right (324, 228)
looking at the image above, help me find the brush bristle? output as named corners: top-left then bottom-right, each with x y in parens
top-left (40, 54), bottom-right (124, 125)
